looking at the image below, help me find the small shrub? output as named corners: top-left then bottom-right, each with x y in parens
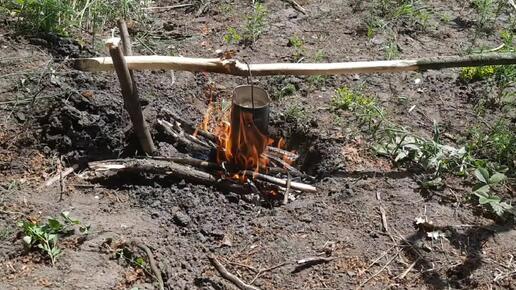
top-left (242, 2), bottom-right (268, 44)
top-left (288, 35), bottom-right (305, 61)
top-left (224, 27), bottom-right (242, 45)
top-left (17, 211), bottom-right (89, 265)
top-left (285, 104), bottom-right (309, 125)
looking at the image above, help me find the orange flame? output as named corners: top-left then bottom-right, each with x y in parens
top-left (215, 110), bottom-right (273, 172)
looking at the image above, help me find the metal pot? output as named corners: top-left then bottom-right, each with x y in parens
top-left (230, 85), bottom-right (271, 167)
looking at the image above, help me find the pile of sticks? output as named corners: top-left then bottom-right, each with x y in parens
top-left (77, 20), bottom-right (316, 202)
top-left (85, 106), bottom-right (316, 201)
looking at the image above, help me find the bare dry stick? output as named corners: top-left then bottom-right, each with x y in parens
top-left (75, 53), bottom-right (516, 76)
top-left (117, 19), bottom-right (133, 56)
top-left (241, 170), bottom-right (317, 192)
top-left (208, 255), bottom-right (261, 290)
top-left (131, 241), bottom-right (165, 290)
top-left (41, 165), bottom-right (77, 188)
top-left (280, 0), bottom-right (307, 14)
top-left (356, 249), bottom-right (402, 289)
top-left (106, 38), bottom-right (155, 154)
top-left (142, 3), bottom-right (194, 10)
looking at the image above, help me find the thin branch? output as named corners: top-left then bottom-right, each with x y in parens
top-left (208, 255), bottom-right (261, 290)
top-left (131, 241), bottom-right (164, 290)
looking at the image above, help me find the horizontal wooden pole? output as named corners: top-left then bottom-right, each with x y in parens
top-left (74, 53), bottom-right (516, 76)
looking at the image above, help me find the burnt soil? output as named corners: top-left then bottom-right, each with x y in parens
top-left (1, 1), bottom-right (515, 289)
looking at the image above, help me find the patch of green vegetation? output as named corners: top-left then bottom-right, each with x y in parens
top-left (242, 2), bottom-right (268, 44)
top-left (288, 35), bottom-right (305, 61)
top-left (3, 0), bottom-right (151, 36)
top-left (284, 104), bottom-right (310, 125)
top-left (460, 66), bottom-right (496, 81)
top-left (471, 167), bottom-right (514, 218)
top-left (373, 0), bottom-right (434, 30)
top-left (221, 2), bottom-right (268, 46)
top-left (331, 85), bottom-right (515, 219)
top-left (331, 87), bottom-right (375, 111)
top-left (384, 39), bottom-right (400, 60)
top-left (331, 86), bottom-right (384, 134)
top-left (462, 31), bottom-right (516, 114)
top-left (471, 0), bottom-right (499, 31)
top-left (224, 27), bottom-right (242, 45)
top-left (365, 0), bottom-right (435, 59)
top-left (466, 119), bottom-right (516, 170)
top-left (17, 211), bottom-right (89, 265)
top-left (269, 76), bottom-right (298, 100)
top-left (307, 75), bottom-right (327, 89)
top-left (313, 50), bottom-right (326, 62)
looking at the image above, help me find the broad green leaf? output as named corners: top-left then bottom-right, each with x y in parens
top-left (473, 184), bottom-right (490, 195)
top-left (474, 168), bottom-right (489, 184)
top-left (47, 218), bottom-right (63, 232)
top-left (47, 234), bottom-right (58, 243)
top-left (490, 202), bottom-right (508, 217)
top-left (489, 173), bottom-right (507, 184)
top-left (474, 191), bottom-right (500, 205)
top-left (22, 236), bottom-right (32, 245)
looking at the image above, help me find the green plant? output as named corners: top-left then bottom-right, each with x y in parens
top-left (471, 0), bottom-right (497, 31)
top-left (460, 66), bottom-right (496, 81)
top-left (331, 87), bottom-right (375, 111)
top-left (242, 2), bottom-right (268, 44)
top-left (278, 83), bottom-right (297, 99)
top-left (471, 167), bottom-right (514, 217)
top-left (285, 104), bottom-right (309, 124)
top-left (466, 119), bottom-right (516, 171)
top-left (307, 75), bottom-right (327, 89)
top-left (313, 50), bottom-right (326, 62)
top-left (288, 35), bottom-right (305, 61)
top-left (331, 87), bottom-right (385, 135)
top-left (384, 40), bottom-right (400, 60)
top-left (4, 0), bottom-right (151, 37)
top-left (224, 27), bottom-right (242, 45)
top-left (17, 211), bottom-right (89, 265)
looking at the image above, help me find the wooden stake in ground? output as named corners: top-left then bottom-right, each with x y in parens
top-left (106, 38), bottom-right (155, 155)
top-left (76, 52), bottom-right (516, 76)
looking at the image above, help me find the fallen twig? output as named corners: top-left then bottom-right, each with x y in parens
top-left (280, 0), bottom-right (307, 14)
top-left (282, 172), bottom-right (291, 205)
top-left (356, 249), bottom-right (402, 289)
top-left (397, 258), bottom-right (419, 280)
top-left (208, 255), bottom-right (261, 290)
top-left (241, 170), bottom-right (317, 193)
top-left (40, 164), bottom-right (78, 188)
top-left (250, 261), bottom-right (288, 284)
top-left (142, 3), bottom-right (194, 10)
top-left (131, 241), bottom-right (164, 290)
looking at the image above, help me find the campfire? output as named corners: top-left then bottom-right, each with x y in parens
top-left (87, 84), bottom-right (316, 203)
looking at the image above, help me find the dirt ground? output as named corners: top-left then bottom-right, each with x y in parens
top-left (1, 1), bottom-right (515, 289)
